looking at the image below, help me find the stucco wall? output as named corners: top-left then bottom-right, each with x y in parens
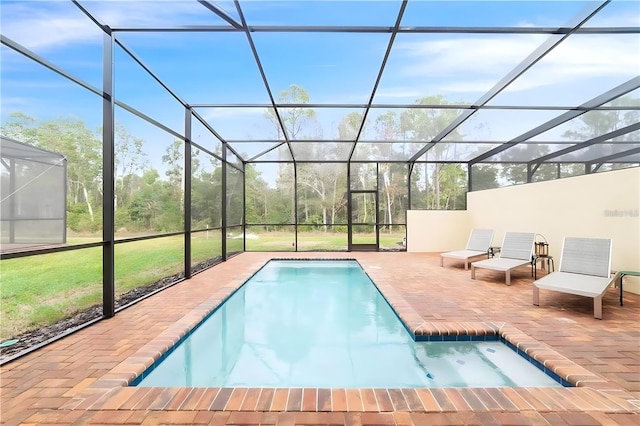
top-left (407, 167), bottom-right (640, 293)
top-left (406, 210), bottom-right (471, 252)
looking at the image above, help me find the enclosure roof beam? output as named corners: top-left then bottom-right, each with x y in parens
top-left (113, 39), bottom-right (188, 109)
top-left (197, 0), bottom-right (242, 29)
top-left (408, 0), bottom-right (611, 164)
top-left (233, 0), bottom-right (294, 162)
top-left (113, 39), bottom-right (248, 163)
top-left (0, 36), bottom-right (191, 150)
top-left (525, 122), bottom-right (640, 166)
top-left (1, 35), bottom-right (102, 98)
top-left (190, 110), bottom-right (246, 164)
top-left (246, 142), bottom-right (288, 162)
top-left (107, 25), bottom-right (640, 34)
top-left (190, 103), bottom-right (640, 111)
top-left (348, 0), bottom-right (408, 162)
top-left (72, 0), bottom-right (110, 32)
top-left (588, 148), bottom-right (640, 170)
top-left (469, 76), bottom-right (640, 165)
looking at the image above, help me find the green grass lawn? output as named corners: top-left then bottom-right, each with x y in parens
top-left (1, 246), bottom-right (103, 339)
top-left (0, 235), bottom-right (218, 340)
top-left (245, 229), bottom-right (405, 251)
top-left (0, 230), bottom-right (405, 340)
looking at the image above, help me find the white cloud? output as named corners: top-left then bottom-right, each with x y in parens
top-left (85, 0), bottom-right (223, 28)
top-left (374, 87), bottom-right (423, 100)
top-left (390, 32), bottom-right (639, 97)
top-left (1, 96), bottom-right (32, 110)
top-left (434, 80), bottom-right (503, 94)
top-left (1, 4), bottom-right (102, 50)
top-left (0, 0), bottom-right (228, 51)
top-left (395, 35), bottom-right (548, 78)
top-left (586, 6), bottom-right (640, 27)
top-left (201, 108), bottom-right (268, 121)
top-left (0, 79), bottom-right (76, 90)
top-left (493, 34), bottom-right (639, 95)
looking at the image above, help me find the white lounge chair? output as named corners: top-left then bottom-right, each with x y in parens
top-left (471, 232), bottom-right (535, 286)
top-left (533, 237), bottom-right (615, 319)
top-left (440, 229), bottom-right (495, 270)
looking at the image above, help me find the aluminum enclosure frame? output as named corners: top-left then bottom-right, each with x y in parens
top-left (0, 0), bottom-right (638, 350)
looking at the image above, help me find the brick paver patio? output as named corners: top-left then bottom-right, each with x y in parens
top-left (1, 252), bottom-right (639, 425)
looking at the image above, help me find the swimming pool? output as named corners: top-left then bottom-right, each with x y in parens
top-left (134, 259), bottom-right (561, 388)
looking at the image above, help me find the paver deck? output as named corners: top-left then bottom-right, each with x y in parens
top-left (1, 252), bottom-right (639, 425)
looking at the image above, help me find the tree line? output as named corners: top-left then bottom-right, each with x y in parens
top-left (1, 88), bottom-right (636, 235)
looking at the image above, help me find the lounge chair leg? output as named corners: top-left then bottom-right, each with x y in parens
top-left (440, 256), bottom-right (443, 267)
top-left (465, 261), bottom-right (469, 270)
top-left (533, 286), bottom-right (540, 306)
top-left (471, 265), bottom-right (476, 279)
top-left (594, 296), bottom-right (603, 319)
top-left (506, 271), bottom-right (511, 286)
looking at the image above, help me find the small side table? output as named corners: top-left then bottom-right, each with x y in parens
top-left (612, 270), bottom-right (639, 306)
top-left (532, 255), bottom-right (554, 279)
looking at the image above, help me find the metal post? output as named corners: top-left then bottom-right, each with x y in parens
top-left (241, 162), bottom-right (246, 252)
top-left (62, 159), bottom-right (68, 244)
top-left (375, 163), bottom-right (380, 250)
top-left (184, 107), bottom-right (192, 278)
top-left (346, 163), bottom-right (352, 250)
top-left (221, 144), bottom-right (227, 260)
top-left (102, 28), bottom-right (115, 318)
top-left (294, 163), bottom-right (298, 251)
top-left (407, 162), bottom-right (413, 209)
top-left (9, 159), bottom-right (15, 244)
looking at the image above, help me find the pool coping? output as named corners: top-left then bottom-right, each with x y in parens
top-left (62, 258), bottom-right (639, 414)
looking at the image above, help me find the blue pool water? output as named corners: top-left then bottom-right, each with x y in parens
top-left (135, 260), bottom-right (561, 388)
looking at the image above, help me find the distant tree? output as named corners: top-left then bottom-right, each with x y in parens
top-left (226, 165), bottom-right (244, 227)
top-left (244, 164), bottom-right (270, 225)
top-left (162, 140), bottom-right (184, 190)
top-left (113, 123), bottom-right (147, 212)
top-left (191, 156), bottom-right (223, 229)
top-left (128, 170), bottom-right (161, 229)
top-left (563, 97), bottom-right (639, 141)
top-left (400, 95), bottom-right (463, 209)
top-left (471, 164), bottom-right (500, 190)
top-left (499, 144), bottom-right (554, 185)
top-left (265, 84), bottom-right (317, 140)
top-left (338, 111), bottom-right (364, 140)
top-left (561, 96), bottom-right (639, 172)
top-left (264, 85), bottom-right (318, 224)
top-left (156, 140), bottom-right (185, 228)
top-left (374, 112), bottom-right (401, 227)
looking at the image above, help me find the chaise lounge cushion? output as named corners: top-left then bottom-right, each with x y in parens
top-left (472, 258), bottom-right (531, 273)
top-left (533, 271), bottom-right (613, 299)
top-left (471, 232), bottom-right (535, 285)
top-left (441, 250), bottom-right (487, 261)
top-left (533, 237), bottom-right (614, 319)
top-left (441, 229), bottom-right (494, 270)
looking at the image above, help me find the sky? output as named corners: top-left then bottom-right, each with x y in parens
top-left (1, 0), bottom-right (639, 166)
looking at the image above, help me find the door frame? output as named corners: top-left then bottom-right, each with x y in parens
top-left (348, 189), bottom-right (379, 252)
